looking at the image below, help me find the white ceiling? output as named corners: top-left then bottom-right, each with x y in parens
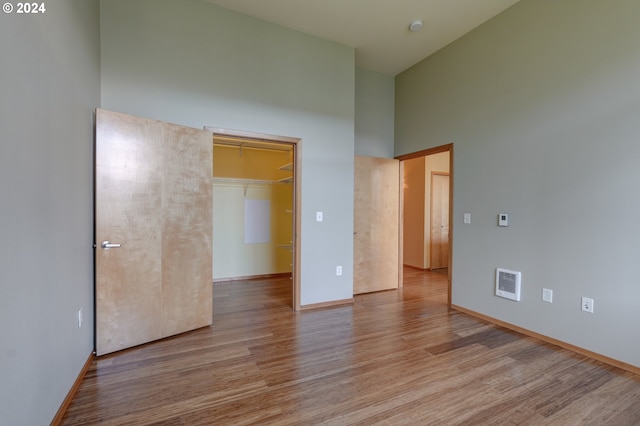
top-left (203, 0), bottom-right (520, 75)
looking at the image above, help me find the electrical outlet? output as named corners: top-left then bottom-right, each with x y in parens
top-left (336, 266), bottom-right (342, 276)
top-left (581, 297), bottom-right (594, 313)
top-left (78, 307), bottom-right (83, 328)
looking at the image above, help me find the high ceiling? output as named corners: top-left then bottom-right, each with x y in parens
top-left (204, 0), bottom-right (520, 75)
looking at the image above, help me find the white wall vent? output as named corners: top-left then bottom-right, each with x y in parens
top-left (495, 268), bottom-right (521, 301)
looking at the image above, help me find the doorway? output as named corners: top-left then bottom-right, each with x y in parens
top-left (207, 128), bottom-right (302, 310)
top-left (396, 144), bottom-right (453, 305)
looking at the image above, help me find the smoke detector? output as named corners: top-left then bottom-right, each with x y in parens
top-left (409, 20), bottom-right (424, 32)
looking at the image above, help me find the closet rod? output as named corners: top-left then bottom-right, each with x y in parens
top-left (213, 142), bottom-right (292, 153)
top-left (212, 177), bottom-right (290, 185)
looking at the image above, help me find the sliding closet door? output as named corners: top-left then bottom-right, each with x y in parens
top-left (95, 109), bottom-right (213, 356)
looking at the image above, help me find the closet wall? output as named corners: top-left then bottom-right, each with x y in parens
top-left (213, 144), bottom-right (293, 280)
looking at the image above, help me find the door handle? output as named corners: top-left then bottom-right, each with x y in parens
top-left (101, 241), bottom-right (121, 249)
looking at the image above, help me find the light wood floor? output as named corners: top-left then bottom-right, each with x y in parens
top-left (62, 268), bottom-right (640, 425)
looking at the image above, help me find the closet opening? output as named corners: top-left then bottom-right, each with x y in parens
top-left (207, 129), bottom-right (301, 310)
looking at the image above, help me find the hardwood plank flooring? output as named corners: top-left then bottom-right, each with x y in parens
top-left (61, 268), bottom-right (640, 425)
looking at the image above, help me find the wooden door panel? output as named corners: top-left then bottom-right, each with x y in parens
top-left (430, 173), bottom-right (449, 269)
top-left (96, 112), bottom-right (164, 354)
top-left (161, 125), bottom-right (213, 336)
top-left (96, 109), bottom-right (212, 355)
top-left (354, 156), bottom-right (399, 294)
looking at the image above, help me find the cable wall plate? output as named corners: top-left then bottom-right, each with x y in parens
top-left (496, 268), bottom-right (521, 301)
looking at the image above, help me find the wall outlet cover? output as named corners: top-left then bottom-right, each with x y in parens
top-left (581, 297), bottom-right (594, 313)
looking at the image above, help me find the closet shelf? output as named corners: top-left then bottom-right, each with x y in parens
top-left (213, 177), bottom-right (290, 185)
top-left (278, 162), bottom-right (293, 171)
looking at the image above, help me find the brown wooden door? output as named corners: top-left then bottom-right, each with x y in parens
top-left (95, 109), bottom-right (213, 356)
top-left (354, 156), bottom-right (400, 294)
top-left (430, 173), bottom-right (450, 269)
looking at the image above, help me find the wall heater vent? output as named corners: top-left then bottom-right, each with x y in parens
top-left (496, 268), bottom-right (521, 301)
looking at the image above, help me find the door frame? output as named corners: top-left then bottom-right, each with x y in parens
top-left (206, 127), bottom-right (302, 311)
top-left (396, 143), bottom-right (453, 306)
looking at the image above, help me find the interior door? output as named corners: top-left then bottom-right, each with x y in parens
top-left (95, 109), bottom-right (213, 356)
top-left (430, 173), bottom-right (450, 269)
top-left (354, 156), bottom-right (400, 294)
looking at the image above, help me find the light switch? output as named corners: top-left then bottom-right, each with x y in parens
top-left (464, 213), bottom-right (471, 224)
top-left (316, 211), bottom-right (323, 222)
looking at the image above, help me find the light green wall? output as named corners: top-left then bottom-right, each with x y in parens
top-left (355, 67), bottom-right (395, 158)
top-left (100, 0), bottom-right (355, 305)
top-left (0, 1), bottom-right (100, 424)
top-left (396, 0), bottom-right (640, 367)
